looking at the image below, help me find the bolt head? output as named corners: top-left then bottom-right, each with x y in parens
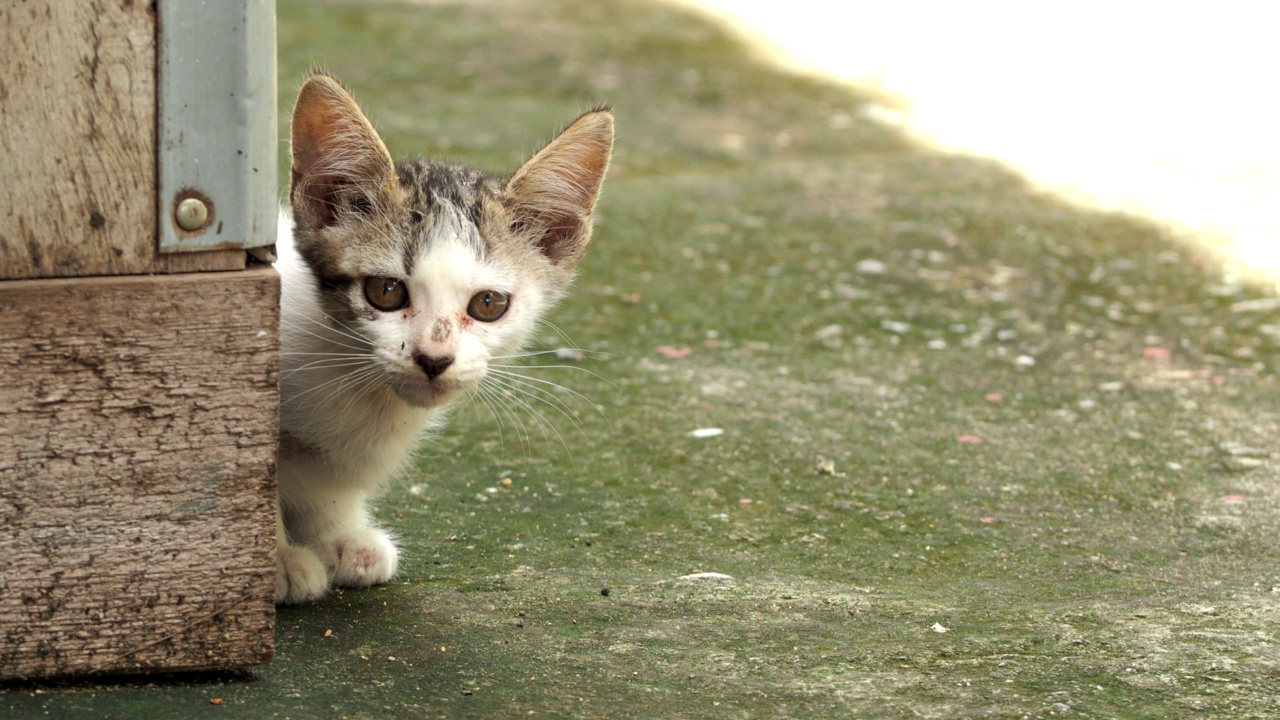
top-left (175, 197), bottom-right (209, 231)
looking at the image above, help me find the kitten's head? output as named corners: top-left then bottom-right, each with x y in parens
top-left (288, 73), bottom-right (613, 408)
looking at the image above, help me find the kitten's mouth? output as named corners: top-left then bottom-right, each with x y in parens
top-left (391, 374), bottom-right (470, 408)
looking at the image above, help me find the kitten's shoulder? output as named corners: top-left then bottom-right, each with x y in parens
top-left (274, 208), bottom-right (320, 318)
top-left (275, 208), bottom-right (299, 273)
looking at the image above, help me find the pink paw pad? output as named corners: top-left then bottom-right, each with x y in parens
top-left (352, 546), bottom-right (381, 570)
top-left (327, 530), bottom-right (397, 587)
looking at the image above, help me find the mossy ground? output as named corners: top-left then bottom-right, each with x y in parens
top-left (7, 0), bottom-right (1280, 717)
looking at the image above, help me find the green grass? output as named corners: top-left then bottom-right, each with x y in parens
top-left (8, 0), bottom-right (1280, 717)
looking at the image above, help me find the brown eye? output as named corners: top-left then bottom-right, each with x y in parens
top-left (467, 290), bottom-right (510, 322)
top-left (363, 276), bottom-right (409, 312)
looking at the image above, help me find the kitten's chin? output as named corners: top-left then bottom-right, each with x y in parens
top-left (389, 377), bottom-right (470, 409)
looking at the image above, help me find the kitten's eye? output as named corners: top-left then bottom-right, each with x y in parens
top-left (467, 290), bottom-right (510, 322)
top-left (363, 276), bottom-right (409, 312)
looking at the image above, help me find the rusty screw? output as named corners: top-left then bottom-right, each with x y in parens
top-left (175, 197), bottom-right (209, 231)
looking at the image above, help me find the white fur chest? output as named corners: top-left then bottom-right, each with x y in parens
top-left (275, 216), bottom-right (444, 496)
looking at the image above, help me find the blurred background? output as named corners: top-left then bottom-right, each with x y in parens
top-left (680, 0), bottom-right (1280, 289)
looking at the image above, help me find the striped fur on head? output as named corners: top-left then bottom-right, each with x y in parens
top-left (289, 72), bottom-right (613, 296)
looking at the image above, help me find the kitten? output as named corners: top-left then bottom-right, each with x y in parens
top-left (274, 73), bottom-right (613, 605)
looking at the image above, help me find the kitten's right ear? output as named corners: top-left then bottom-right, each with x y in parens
top-left (290, 74), bottom-right (397, 230)
top-left (505, 109), bottom-right (614, 270)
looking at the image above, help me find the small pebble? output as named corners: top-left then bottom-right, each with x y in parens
top-left (856, 258), bottom-right (886, 274)
top-left (676, 572), bottom-right (735, 583)
top-left (814, 324), bottom-right (843, 340)
top-left (881, 320), bottom-right (912, 334)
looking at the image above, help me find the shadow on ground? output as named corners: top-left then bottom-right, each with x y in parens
top-left (7, 0), bottom-right (1280, 717)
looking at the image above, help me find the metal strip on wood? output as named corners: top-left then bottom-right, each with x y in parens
top-left (157, 0), bottom-right (277, 254)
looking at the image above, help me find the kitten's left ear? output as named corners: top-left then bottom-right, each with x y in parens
top-left (290, 73), bottom-right (397, 232)
top-left (505, 109), bottom-right (614, 268)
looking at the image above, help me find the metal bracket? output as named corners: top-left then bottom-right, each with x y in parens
top-left (157, 0), bottom-right (277, 253)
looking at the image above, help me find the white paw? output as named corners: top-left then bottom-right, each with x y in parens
top-left (322, 527), bottom-right (399, 588)
top-left (277, 543), bottom-right (329, 605)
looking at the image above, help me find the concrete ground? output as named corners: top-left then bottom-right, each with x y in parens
top-left (6, 0), bottom-right (1280, 717)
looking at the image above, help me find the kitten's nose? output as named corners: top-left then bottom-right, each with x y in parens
top-left (415, 353), bottom-right (454, 380)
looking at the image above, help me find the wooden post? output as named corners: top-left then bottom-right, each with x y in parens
top-left (0, 0), bottom-right (278, 679)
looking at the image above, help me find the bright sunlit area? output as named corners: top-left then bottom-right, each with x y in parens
top-left (679, 0), bottom-right (1280, 290)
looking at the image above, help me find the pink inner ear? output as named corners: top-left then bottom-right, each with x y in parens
top-left (506, 111), bottom-right (614, 266)
top-left (293, 173), bottom-right (339, 228)
top-left (289, 75), bottom-right (396, 229)
top-left (293, 172), bottom-right (381, 230)
top-left (522, 208), bottom-right (587, 264)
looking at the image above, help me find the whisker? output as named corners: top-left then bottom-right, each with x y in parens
top-left (538, 320), bottom-right (582, 355)
top-left (310, 367), bottom-right (383, 412)
top-left (281, 362), bottom-right (381, 411)
top-left (482, 377), bottom-right (572, 460)
top-left (486, 374), bottom-right (586, 435)
top-left (282, 357), bottom-right (374, 374)
top-left (280, 351), bottom-right (370, 357)
top-left (476, 382), bottom-right (534, 453)
top-left (280, 309), bottom-right (374, 348)
top-left (281, 358), bottom-right (373, 381)
top-left (484, 384), bottom-right (535, 453)
top-left (487, 368), bottom-right (611, 424)
top-left (338, 365), bottom-right (390, 421)
top-left (322, 313), bottom-right (376, 346)
top-left (490, 348), bottom-right (615, 362)
top-left (467, 386), bottom-right (510, 452)
top-left (279, 317), bottom-right (369, 353)
top-left (489, 363), bottom-right (617, 388)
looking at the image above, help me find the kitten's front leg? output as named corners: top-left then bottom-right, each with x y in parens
top-left (320, 521), bottom-right (400, 589)
top-left (287, 488), bottom-right (400, 591)
top-left (276, 506), bottom-right (329, 605)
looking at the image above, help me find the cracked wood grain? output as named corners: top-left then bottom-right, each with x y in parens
top-left (0, 269), bottom-right (280, 679)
